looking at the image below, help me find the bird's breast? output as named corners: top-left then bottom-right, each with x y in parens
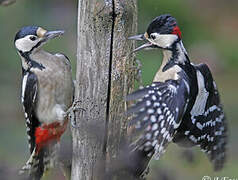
top-left (153, 65), bottom-right (182, 82)
top-left (30, 54), bottom-right (73, 124)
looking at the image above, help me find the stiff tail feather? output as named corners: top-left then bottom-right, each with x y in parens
top-left (19, 143), bottom-right (59, 180)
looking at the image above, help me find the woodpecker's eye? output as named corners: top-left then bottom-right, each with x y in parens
top-left (150, 34), bottom-right (156, 40)
top-left (30, 36), bottom-right (37, 41)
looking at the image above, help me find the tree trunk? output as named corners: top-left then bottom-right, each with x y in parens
top-left (71, 0), bottom-right (137, 179)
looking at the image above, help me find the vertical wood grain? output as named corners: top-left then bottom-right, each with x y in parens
top-left (72, 0), bottom-right (137, 179)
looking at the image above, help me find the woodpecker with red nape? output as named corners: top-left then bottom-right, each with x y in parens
top-left (14, 26), bottom-right (74, 179)
top-left (127, 14), bottom-right (227, 177)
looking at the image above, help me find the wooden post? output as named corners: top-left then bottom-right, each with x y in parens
top-left (71, 0), bottom-right (137, 179)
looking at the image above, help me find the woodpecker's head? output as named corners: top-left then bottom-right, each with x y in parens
top-left (14, 26), bottom-right (64, 53)
top-left (129, 14), bottom-right (182, 52)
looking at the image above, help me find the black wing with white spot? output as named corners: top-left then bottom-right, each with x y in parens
top-left (127, 78), bottom-right (189, 159)
top-left (174, 64), bottom-right (227, 171)
top-left (21, 70), bottom-right (39, 153)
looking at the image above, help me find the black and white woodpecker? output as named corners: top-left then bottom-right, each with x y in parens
top-left (127, 14), bottom-right (227, 177)
top-left (14, 26), bottom-right (74, 179)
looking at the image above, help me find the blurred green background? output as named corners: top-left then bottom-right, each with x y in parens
top-left (0, 0), bottom-right (237, 179)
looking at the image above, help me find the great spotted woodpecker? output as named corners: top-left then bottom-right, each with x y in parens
top-left (14, 26), bottom-right (74, 179)
top-left (127, 14), bottom-right (227, 177)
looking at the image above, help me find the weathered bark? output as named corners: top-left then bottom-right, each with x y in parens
top-left (71, 0), bottom-right (137, 179)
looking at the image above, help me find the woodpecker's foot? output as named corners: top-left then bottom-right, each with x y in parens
top-left (64, 100), bottom-right (85, 116)
top-left (65, 100), bottom-right (85, 128)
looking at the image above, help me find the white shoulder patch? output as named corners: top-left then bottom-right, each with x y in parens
top-left (21, 72), bottom-right (29, 103)
top-left (190, 70), bottom-right (209, 116)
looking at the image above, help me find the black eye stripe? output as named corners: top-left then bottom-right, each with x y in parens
top-left (30, 36), bottom-right (37, 41)
top-left (150, 34), bottom-right (156, 40)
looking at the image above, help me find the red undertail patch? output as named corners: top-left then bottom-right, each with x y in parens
top-left (35, 119), bottom-right (68, 153)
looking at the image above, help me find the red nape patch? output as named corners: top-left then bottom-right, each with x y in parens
top-left (172, 26), bottom-right (182, 39)
top-left (35, 120), bottom-right (68, 153)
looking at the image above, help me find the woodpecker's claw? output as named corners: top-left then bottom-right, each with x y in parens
top-left (64, 100), bottom-right (85, 116)
top-left (65, 100), bottom-right (85, 128)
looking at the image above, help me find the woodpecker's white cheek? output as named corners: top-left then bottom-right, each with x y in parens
top-left (152, 34), bottom-right (178, 48)
top-left (15, 35), bottom-right (39, 52)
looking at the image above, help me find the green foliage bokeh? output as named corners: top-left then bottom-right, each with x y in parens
top-left (0, 0), bottom-right (237, 179)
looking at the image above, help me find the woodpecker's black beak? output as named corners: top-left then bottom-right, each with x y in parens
top-left (43, 30), bottom-right (64, 41)
top-left (128, 34), bottom-right (145, 41)
top-left (128, 34), bottom-right (157, 53)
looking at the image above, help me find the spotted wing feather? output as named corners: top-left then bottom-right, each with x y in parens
top-left (127, 78), bottom-right (189, 159)
top-left (198, 64), bottom-right (227, 171)
top-left (174, 64), bottom-right (227, 171)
